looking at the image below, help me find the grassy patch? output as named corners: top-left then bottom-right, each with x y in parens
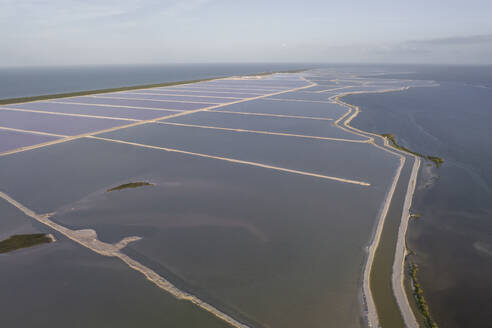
top-left (107, 181), bottom-right (154, 192)
top-left (0, 234), bottom-right (53, 253)
top-left (409, 263), bottom-right (439, 328)
top-left (381, 134), bottom-right (444, 167)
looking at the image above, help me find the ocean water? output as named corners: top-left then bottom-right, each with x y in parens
top-left (0, 63), bottom-right (307, 100)
top-left (345, 65), bottom-right (492, 328)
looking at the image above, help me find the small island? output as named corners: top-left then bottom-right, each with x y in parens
top-left (0, 233), bottom-right (54, 254)
top-left (107, 181), bottom-right (154, 192)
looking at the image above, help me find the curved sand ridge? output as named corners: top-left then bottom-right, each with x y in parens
top-left (392, 157), bottom-right (420, 328)
top-left (0, 191), bottom-right (250, 328)
top-left (331, 82), bottom-right (436, 328)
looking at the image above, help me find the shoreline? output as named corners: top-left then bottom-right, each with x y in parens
top-left (335, 87), bottom-right (427, 328)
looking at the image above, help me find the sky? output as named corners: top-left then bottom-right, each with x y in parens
top-left (2, 0), bottom-right (492, 66)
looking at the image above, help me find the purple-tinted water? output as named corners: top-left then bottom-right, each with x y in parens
top-left (0, 129), bottom-right (60, 153)
top-left (60, 96), bottom-right (202, 110)
top-left (0, 109), bottom-right (130, 136)
top-left (8, 101), bottom-right (170, 120)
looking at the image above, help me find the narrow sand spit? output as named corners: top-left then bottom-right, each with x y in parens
top-left (332, 84), bottom-right (434, 328)
top-left (392, 157), bottom-right (420, 328)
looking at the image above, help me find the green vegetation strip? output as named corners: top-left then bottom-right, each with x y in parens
top-left (381, 134), bottom-right (444, 167)
top-left (0, 78), bottom-right (217, 105)
top-left (107, 181), bottom-right (154, 192)
top-left (0, 234), bottom-right (52, 253)
top-left (409, 264), bottom-right (439, 328)
top-left (0, 68), bottom-right (308, 106)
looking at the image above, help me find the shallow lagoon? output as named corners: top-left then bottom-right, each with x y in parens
top-left (0, 109), bottom-right (128, 136)
top-left (101, 123), bottom-right (398, 187)
top-left (166, 111), bottom-right (365, 140)
top-left (8, 101), bottom-right (169, 120)
top-left (115, 92), bottom-right (234, 104)
top-left (264, 91), bottom-right (332, 101)
top-left (0, 200), bottom-right (229, 328)
top-left (170, 86), bottom-right (285, 93)
top-left (145, 89), bottom-right (263, 98)
top-left (64, 96), bottom-right (205, 110)
top-left (0, 129), bottom-right (59, 153)
top-left (0, 136), bottom-right (396, 328)
top-left (210, 98), bottom-right (346, 119)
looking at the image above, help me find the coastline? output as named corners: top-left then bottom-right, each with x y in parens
top-left (335, 88), bottom-right (424, 328)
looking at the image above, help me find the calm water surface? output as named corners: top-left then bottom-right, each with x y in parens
top-left (0, 135), bottom-right (397, 328)
top-left (0, 199), bottom-right (229, 328)
top-left (345, 66), bottom-right (492, 328)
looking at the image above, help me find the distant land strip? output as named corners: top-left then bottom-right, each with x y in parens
top-left (0, 68), bottom-right (307, 106)
top-left (0, 78), bottom-right (218, 105)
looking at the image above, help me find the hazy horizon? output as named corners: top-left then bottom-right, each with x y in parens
top-left (2, 62), bottom-right (492, 70)
top-left (2, 0), bottom-right (492, 67)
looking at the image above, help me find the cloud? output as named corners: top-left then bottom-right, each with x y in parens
top-left (1, 1), bottom-right (491, 66)
top-left (343, 34), bottom-right (492, 64)
top-left (282, 33), bottom-right (492, 64)
top-left (406, 34), bottom-right (492, 46)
